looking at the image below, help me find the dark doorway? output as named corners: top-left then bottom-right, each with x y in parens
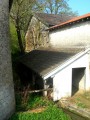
top-left (72, 68), bottom-right (86, 96)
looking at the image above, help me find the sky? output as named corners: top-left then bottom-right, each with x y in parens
top-left (68, 0), bottom-right (90, 15)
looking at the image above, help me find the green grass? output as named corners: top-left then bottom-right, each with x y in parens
top-left (76, 97), bottom-right (87, 108)
top-left (76, 102), bottom-right (86, 108)
top-left (10, 105), bottom-right (70, 120)
top-left (15, 93), bottom-right (53, 111)
top-left (9, 94), bottom-right (71, 120)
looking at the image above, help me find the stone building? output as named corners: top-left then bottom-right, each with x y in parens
top-left (25, 13), bottom-right (74, 52)
top-left (49, 13), bottom-right (90, 48)
top-left (19, 47), bottom-right (90, 101)
top-left (49, 13), bottom-right (90, 63)
top-left (19, 13), bottom-right (90, 101)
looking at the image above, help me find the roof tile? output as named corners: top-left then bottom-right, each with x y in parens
top-left (49, 13), bottom-right (90, 30)
top-left (35, 13), bottom-right (74, 26)
top-left (19, 47), bottom-right (85, 77)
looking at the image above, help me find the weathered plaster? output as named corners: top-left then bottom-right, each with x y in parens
top-left (50, 21), bottom-right (90, 47)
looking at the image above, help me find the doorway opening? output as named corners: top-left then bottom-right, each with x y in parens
top-left (72, 68), bottom-right (86, 96)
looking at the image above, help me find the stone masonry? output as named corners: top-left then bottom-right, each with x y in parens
top-left (0, 0), bottom-right (15, 120)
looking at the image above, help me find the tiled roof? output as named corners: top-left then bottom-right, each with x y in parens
top-left (49, 13), bottom-right (90, 30)
top-left (35, 13), bottom-right (74, 26)
top-left (19, 47), bottom-right (85, 78)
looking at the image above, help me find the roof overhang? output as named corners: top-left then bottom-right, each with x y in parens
top-left (43, 48), bottom-right (90, 80)
top-left (48, 13), bottom-right (90, 31)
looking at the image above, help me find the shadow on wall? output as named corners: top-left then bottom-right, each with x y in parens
top-left (17, 63), bottom-right (44, 91)
top-left (72, 68), bottom-right (85, 96)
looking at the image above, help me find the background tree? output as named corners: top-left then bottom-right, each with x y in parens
top-left (10, 0), bottom-right (43, 53)
top-left (37, 0), bottom-right (77, 16)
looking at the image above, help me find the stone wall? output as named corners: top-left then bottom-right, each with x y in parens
top-left (0, 0), bottom-right (15, 119)
top-left (25, 16), bottom-right (49, 52)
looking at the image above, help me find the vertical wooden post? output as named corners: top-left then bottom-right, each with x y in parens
top-left (43, 80), bottom-right (47, 96)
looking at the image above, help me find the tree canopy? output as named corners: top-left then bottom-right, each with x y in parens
top-left (37, 0), bottom-right (77, 15)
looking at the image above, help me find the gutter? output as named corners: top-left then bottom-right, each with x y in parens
top-left (43, 48), bottom-right (90, 80)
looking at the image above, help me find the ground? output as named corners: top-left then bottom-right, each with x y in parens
top-left (67, 92), bottom-right (90, 109)
top-left (59, 91), bottom-right (90, 120)
top-left (9, 93), bottom-right (71, 120)
top-left (27, 107), bottom-right (46, 113)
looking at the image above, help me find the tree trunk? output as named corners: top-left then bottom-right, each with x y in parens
top-left (0, 0), bottom-right (15, 119)
top-left (16, 27), bottom-right (25, 53)
top-left (16, 18), bottom-right (25, 54)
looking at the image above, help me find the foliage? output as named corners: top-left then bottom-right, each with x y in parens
top-left (10, 19), bottom-right (26, 56)
top-left (10, 106), bottom-right (71, 120)
top-left (10, 94), bottom-right (71, 120)
top-left (37, 0), bottom-right (78, 16)
top-left (10, 0), bottom-right (36, 33)
top-left (15, 93), bottom-right (53, 111)
top-left (10, 21), bottom-right (19, 54)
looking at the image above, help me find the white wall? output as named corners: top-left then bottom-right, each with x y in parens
top-left (53, 53), bottom-right (90, 101)
top-left (50, 21), bottom-right (90, 47)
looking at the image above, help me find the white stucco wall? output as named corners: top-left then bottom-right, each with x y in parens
top-left (53, 53), bottom-right (90, 101)
top-left (49, 21), bottom-right (90, 47)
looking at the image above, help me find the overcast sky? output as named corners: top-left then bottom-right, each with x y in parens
top-left (68, 0), bottom-right (90, 15)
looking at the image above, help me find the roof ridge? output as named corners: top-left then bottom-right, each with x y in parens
top-left (34, 12), bottom-right (74, 26)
